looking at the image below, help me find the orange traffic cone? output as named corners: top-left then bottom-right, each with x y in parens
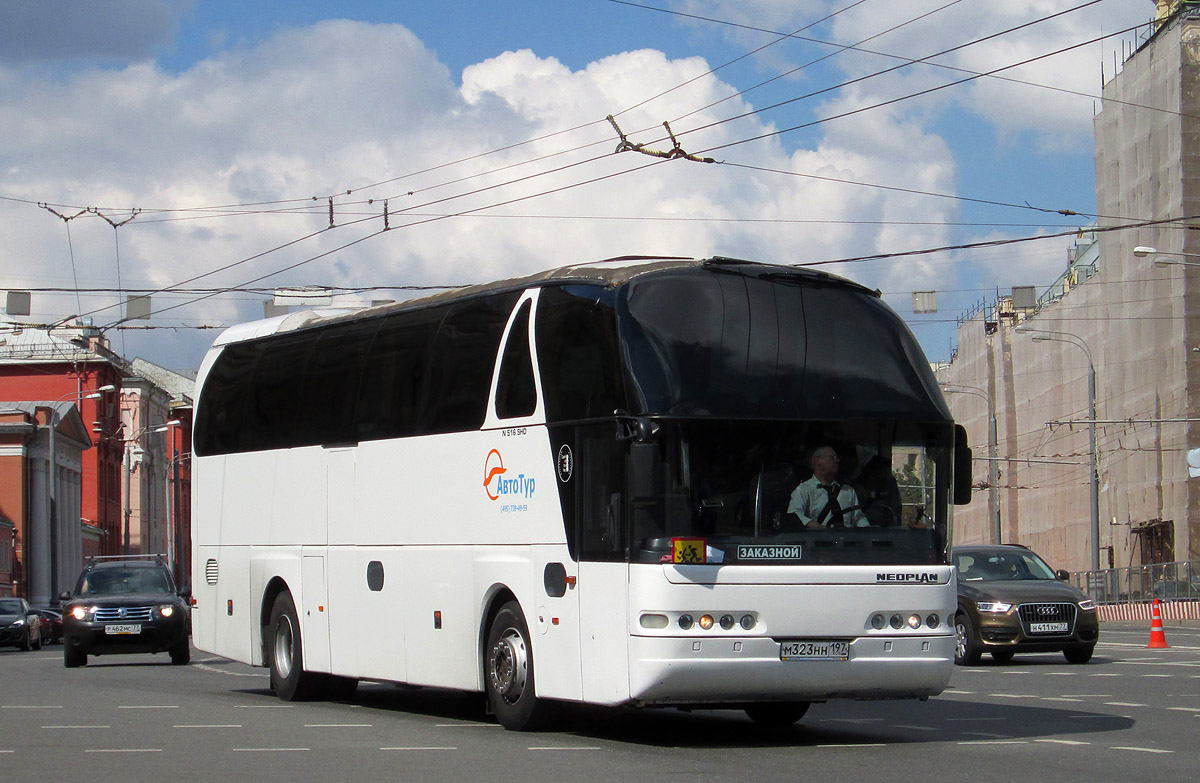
top-left (1146, 598), bottom-right (1170, 649)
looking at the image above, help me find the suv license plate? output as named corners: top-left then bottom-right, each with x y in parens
top-left (105, 624), bottom-right (141, 635)
top-left (780, 639), bottom-right (849, 661)
top-left (1029, 622), bottom-right (1068, 633)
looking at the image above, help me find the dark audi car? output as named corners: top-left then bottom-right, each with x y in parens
top-left (60, 555), bottom-right (191, 667)
top-left (953, 545), bottom-right (1099, 665)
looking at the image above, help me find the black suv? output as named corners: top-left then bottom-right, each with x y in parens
top-left (60, 555), bottom-right (191, 667)
top-left (953, 545), bottom-right (1099, 665)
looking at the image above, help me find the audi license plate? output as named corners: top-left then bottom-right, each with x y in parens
top-left (1029, 622), bottom-right (1068, 633)
top-left (780, 639), bottom-right (849, 661)
top-left (104, 624), bottom-right (141, 635)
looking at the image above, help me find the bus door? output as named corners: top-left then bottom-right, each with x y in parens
top-left (574, 428), bottom-right (631, 704)
top-left (321, 445), bottom-right (355, 676)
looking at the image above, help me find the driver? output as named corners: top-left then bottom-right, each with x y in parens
top-left (788, 446), bottom-right (868, 528)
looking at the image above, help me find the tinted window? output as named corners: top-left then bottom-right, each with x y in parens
top-left (298, 320), bottom-right (378, 444)
top-left (618, 270), bottom-right (948, 421)
top-left (355, 306), bottom-right (442, 441)
top-left (245, 334), bottom-right (312, 450)
top-left (535, 285), bottom-right (626, 422)
top-left (423, 293), bottom-right (519, 434)
top-left (495, 300), bottom-right (537, 419)
top-left (195, 340), bottom-right (264, 456)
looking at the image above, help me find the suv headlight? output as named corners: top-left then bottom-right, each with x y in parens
top-left (70, 606), bottom-right (93, 621)
top-left (976, 601), bottom-right (1013, 614)
top-left (158, 605), bottom-right (175, 618)
top-left (1078, 598), bottom-right (1096, 610)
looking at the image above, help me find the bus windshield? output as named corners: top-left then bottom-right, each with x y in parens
top-left (622, 419), bottom-right (951, 566)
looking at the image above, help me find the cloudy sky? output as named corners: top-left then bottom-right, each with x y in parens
top-left (0, 0), bottom-right (1154, 371)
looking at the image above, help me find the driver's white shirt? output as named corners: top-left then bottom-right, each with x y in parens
top-left (787, 476), bottom-right (869, 527)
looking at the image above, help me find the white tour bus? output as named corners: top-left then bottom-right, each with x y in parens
top-left (191, 256), bottom-right (971, 730)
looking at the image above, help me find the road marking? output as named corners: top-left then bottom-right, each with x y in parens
top-left (958, 740), bottom-right (1028, 745)
top-left (963, 732), bottom-right (1011, 738)
top-left (235, 704), bottom-right (294, 709)
top-left (988, 694), bottom-right (1037, 699)
top-left (174, 724), bottom-right (242, 728)
top-left (528, 746), bottom-right (602, 751)
top-left (1035, 739), bottom-right (1091, 745)
top-left (1166, 707), bottom-right (1200, 713)
top-left (1044, 697), bottom-right (1084, 702)
top-left (304, 724), bottom-right (372, 728)
top-left (894, 725), bottom-right (937, 731)
top-left (43, 725), bottom-right (109, 729)
top-left (233, 747), bottom-right (310, 752)
top-left (1, 705), bottom-right (62, 709)
top-left (84, 749), bottom-right (162, 754)
top-left (1104, 702), bottom-right (1147, 708)
top-left (1062, 694), bottom-right (1111, 698)
top-left (119, 705), bottom-right (179, 709)
top-left (434, 722), bottom-right (497, 728)
top-left (381, 747), bottom-right (458, 751)
top-left (1112, 746), bottom-right (1173, 754)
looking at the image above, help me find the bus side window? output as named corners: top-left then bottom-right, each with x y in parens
top-left (355, 307), bottom-right (441, 442)
top-left (247, 334), bottom-right (311, 451)
top-left (495, 300), bottom-right (537, 419)
top-left (535, 285), bottom-right (625, 422)
top-left (298, 320), bottom-right (377, 445)
top-left (195, 340), bottom-right (263, 456)
top-left (423, 294), bottom-right (519, 434)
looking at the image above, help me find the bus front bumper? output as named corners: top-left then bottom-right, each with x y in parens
top-left (627, 633), bottom-right (954, 706)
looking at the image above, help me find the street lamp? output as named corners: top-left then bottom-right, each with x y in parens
top-left (942, 383), bottom-right (1001, 545)
top-left (1015, 325), bottom-right (1100, 573)
top-left (1133, 246), bottom-right (1200, 268)
top-left (44, 384), bottom-right (116, 602)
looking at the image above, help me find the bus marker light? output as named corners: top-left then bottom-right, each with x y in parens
top-left (699, 615), bottom-right (715, 630)
top-left (552, 617), bottom-right (559, 625)
top-left (227, 600), bottom-right (233, 616)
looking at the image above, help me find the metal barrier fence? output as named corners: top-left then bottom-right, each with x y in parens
top-left (1071, 560), bottom-right (1200, 605)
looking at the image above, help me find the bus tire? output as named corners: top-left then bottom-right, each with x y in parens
top-left (267, 591), bottom-right (322, 701)
top-left (744, 701), bottom-right (810, 726)
top-left (485, 601), bottom-right (552, 731)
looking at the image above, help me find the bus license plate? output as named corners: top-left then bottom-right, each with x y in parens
top-left (104, 624), bottom-right (141, 635)
top-left (780, 639), bottom-right (849, 661)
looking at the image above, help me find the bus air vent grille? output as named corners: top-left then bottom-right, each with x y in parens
top-left (205, 558), bottom-right (219, 585)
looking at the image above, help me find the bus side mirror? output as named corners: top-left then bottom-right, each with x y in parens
top-left (953, 424), bottom-right (972, 506)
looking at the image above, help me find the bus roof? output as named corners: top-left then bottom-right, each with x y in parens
top-left (210, 256), bottom-right (874, 348)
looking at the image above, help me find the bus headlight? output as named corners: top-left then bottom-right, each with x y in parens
top-left (871, 613), bottom-right (886, 630)
top-left (698, 614), bottom-right (715, 630)
top-left (678, 614), bottom-right (694, 630)
top-left (739, 614), bottom-right (756, 631)
top-left (925, 614), bottom-right (940, 629)
top-left (906, 614), bottom-right (921, 629)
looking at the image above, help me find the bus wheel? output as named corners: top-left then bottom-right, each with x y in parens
top-left (485, 601), bottom-right (551, 731)
top-left (745, 701), bottom-right (810, 726)
top-left (268, 591), bottom-right (321, 701)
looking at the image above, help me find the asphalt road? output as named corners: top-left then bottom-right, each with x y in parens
top-left (2, 622), bottom-right (1197, 782)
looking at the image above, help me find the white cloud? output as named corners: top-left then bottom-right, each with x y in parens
top-left (0, 14), bottom-right (1073, 368)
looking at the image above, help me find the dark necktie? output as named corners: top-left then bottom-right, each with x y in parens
top-left (824, 483), bottom-right (843, 526)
